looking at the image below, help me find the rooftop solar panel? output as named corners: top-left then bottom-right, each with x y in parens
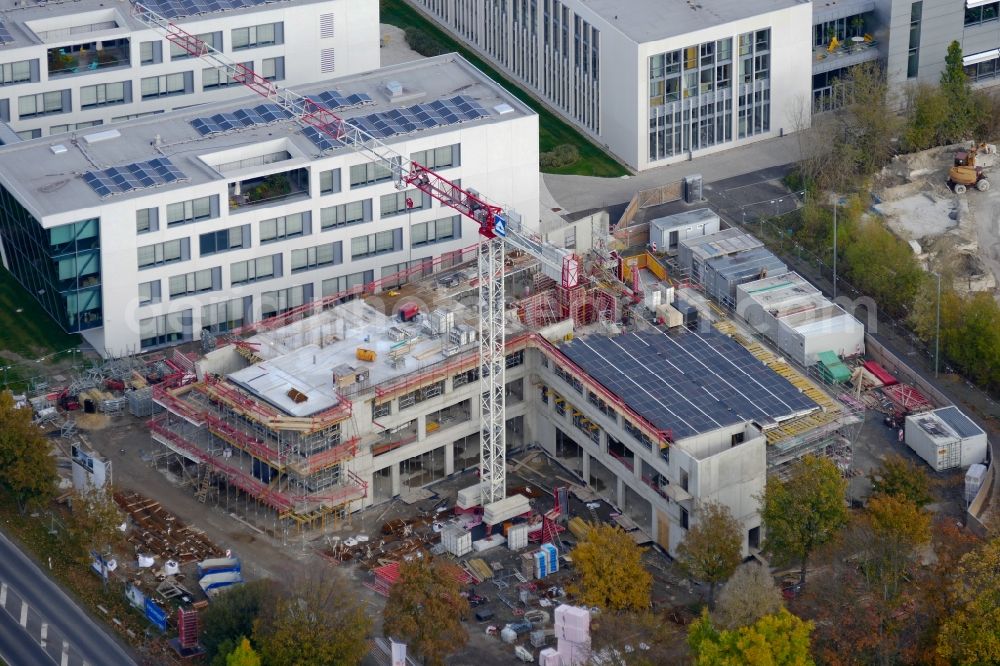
top-left (0, 23), bottom-right (14, 45)
top-left (142, 0), bottom-right (293, 18)
top-left (560, 329), bottom-right (818, 439)
top-left (190, 88), bottom-right (371, 136)
top-left (82, 157), bottom-right (188, 198)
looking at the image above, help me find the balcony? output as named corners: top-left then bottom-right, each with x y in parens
top-left (47, 39), bottom-right (130, 77)
top-left (813, 37), bottom-right (880, 75)
top-left (229, 168), bottom-right (309, 212)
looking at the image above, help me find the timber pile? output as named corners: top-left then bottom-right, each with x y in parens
top-left (114, 491), bottom-right (223, 564)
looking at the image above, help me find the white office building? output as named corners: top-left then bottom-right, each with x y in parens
top-left (0, 0), bottom-right (378, 140)
top-left (409, 0), bottom-right (813, 171)
top-left (0, 54), bottom-right (539, 355)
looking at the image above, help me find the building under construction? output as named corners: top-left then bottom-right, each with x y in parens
top-left (149, 237), bottom-right (863, 556)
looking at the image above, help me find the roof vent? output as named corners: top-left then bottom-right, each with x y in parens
top-left (49, 144), bottom-right (67, 155)
top-left (494, 103), bottom-right (514, 115)
top-left (384, 80), bottom-right (403, 98)
top-left (82, 129), bottom-right (121, 145)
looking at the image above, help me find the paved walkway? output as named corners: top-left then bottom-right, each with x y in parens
top-left (542, 133), bottom-right (803, 213)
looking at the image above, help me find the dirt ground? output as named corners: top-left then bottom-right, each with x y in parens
top-left (876, 143), bottom-right (1000, 296)
top-left (379, 24), bottom-right (423, 68)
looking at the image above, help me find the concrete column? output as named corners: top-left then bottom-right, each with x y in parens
top-left (617, 476), bottom-right (625, 509)
top-left (391, 462), bottom-right (401, 496)
top-left (633, 455), bottom-right (643, 481)
top-left (416, 415), bottom-right (426, 442)
top-left (445, 441), bottom-right (454, 476)
top-left (582, 451), bottom-right (591, 486)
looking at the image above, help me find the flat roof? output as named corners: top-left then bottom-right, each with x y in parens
top-left (681, 228), bottom-right (763, 262)
top-left (560, 328), bottom-right (818, 439)
top-left (650, 208), bottom-right (719, 233)
top-left (0, 0), bottom-right (328, 48)
top-left (738, 272), bottom-right (820, 309)
top-left (583, 0), bottom-right (806, 43)
top-left (705, 247), bottom-right (785, 280)
top-left (935, 406), bottom-right (984, 440)
top-left (233, 300), bottom-right (478, 417)
top-left (0, 54), bottom-right (532, 218)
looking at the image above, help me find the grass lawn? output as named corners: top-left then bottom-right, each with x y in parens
top-left (380, 0), bottom-right (629, 178)
top-left (0, 268), bottom-right (81, 359)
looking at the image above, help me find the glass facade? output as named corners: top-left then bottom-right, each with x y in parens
top-left (0, 185), bottom-right (102, 332)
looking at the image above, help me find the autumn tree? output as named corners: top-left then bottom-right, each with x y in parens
top-left (688, 608), bottom-right (814, 666)
top-left (936, 537), bottom-right (1000, 664)
top-left (226, 637), bottom-right (260, 666)
top-left (854, 495), bottom-right (930, 601)
top-left (68, 485), bottom-right (126, 563)
top-left (868, 454), bottom-right (932, 507)
top-left (714, 563), bottom-right (783, 630)
top-left (0, 390), bottom-right (56, 510)
top-left (569, 523), bottom-right (652, 612)
top-left (760, 455), bottom-right (848, 585)
top-left (842, 218), bottom-right (924, 317)
top-left (382, 557), bottom-right (468, 666)
top-left (201, 580), bottom-right (276, 665)
top-left (676, 502), bottom-right (742, 609)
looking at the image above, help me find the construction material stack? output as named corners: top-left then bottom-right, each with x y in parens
top-left (554, 604), bottom-right (591, 665)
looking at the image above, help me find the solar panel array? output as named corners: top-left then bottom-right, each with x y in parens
top-left (0, 22), bottom-right (14, 45)
top-left (83, 157), bottom-right (187, 198)
top-left (142, 0), bottom-right (290, 19)
top-left (302, 95), bottom-right (491, 152)
top-left (561, 329), bottom-right (818, 439)
top-left (190, 93), bottom-right (373, 136)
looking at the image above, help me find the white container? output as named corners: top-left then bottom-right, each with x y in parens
top-left (966, 464), bottom-right (989, 503)
top-left (441, 525), bottom-right (472, 557)
top-left (501, 626), bottom-right (518, 644)
top-left (457, 483), bottom-right (485, 510)
top-left (538, 648), bottom-right (560, 666)
top-left (508, 524), bottom-right (530, 551)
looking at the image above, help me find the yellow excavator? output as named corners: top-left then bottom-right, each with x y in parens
top-left (948, 144), bottom-right (991, 194)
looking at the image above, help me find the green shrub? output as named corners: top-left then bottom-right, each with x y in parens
top-left (404, 27), bottom-right (447, 57)
top-left (539, 143), bottom-right (580, 169)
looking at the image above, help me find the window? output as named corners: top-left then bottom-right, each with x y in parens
top-left (965, 1), bottom-right (999, 25)
top-left (140, 72), bottom-right (191, 99)
top-left (200, 225), bottom-right (249, 255)
top-left (140, 310), bottom-right (191, 349)
top-left (908, 1), bottom-right (922, 79)
top-left (260, 212), bottom-right (309, 243)
top-left (16, 129), bottom-right (40, 140)
top-left (137, 238), bottom-right (189, 269)
top-left (171, 32), bottom-right (221, 59)
top-left (349, 161), bottom-right (394, 188)
top-left (139, 280), bottom-right (161, 306)
top-left (169, 267), bottom-right (221, 298)
top-left (321, 199), bottom-right (370, 229)
top-left (373, 401), bottom-right (391, 419)
top-left (232, 22), bottom-right (282, 50)
top-left (261, 56), bottom-right (284, 81)
top-left (291, 241), bottom-right (342, 272)
top-left (411, 216), bottom-right (460, 247)
top-left (18, 90), bottom-right (67, 118)
top-left (0, 60), bottom-right (35, 86)
top-left (230, 254), bottom-right (281, 285)
top-left (680, 506), bottom-right (689, 530)
top-left (380, 189), bottom-right (430, 218)
top-left (322, 269), bottom-right (373, 297)
top-left (203, 63), bottom-right (251, 89)
top-left (564, 227), bottom-right (576, 249)
top-left (351, 229), bottom-right (402, 259)
top-left (320, 168), bottom-right (341, 194)
top-left (410, 144), bottom-right (460, 169)
top-left (201, 297), bottom-right (248, 333)
top-left (140, 41), bottom-right (162, 65)
top-left (136, 208), bottom-right (158, 234)
top-left (80, 81), bottom-right (128, 109)
top-left (50, 120), bottom-right (102, 135)
top-left (262, 285), bottom-right (310, 318)
top-left (166, 195), bottom-right (217, 227)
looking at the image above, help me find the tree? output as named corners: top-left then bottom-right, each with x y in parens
top-left (254, 574), bottom-right (371, 666)
top-left (201, 580), bottom-right (276, 664)
top-left (382, 557), bottom-right (468, 666)
top-left (588, 610), bottom-right (685, 666)
top-left (68, 485), bottom-right (127, 563)
top-left (688, 608), bottom-right (814, 666)
top-left (868, 454), bottom-right (932, 507)
top-left (568, 523), bottom-right (652, 612)
top-left (855, 495), bottom-right (931, 601)
top-left (936, 537), bottom-right (1000, 664)
top-left (842, 218), bottom-right (924, 317)
top-left (714, 563), bottom-right (783, 630)
top-left (225, 637), bottom-right (260, 666)
top-left (0, 390), bottom-right (56, 510)
top-left (760, 455), bottom-right (848, 585)
top-left (940, 41), bottom-right (973, 141)
top-left (902, 83), bottom-right (950, 151)
top-left (676, 502), bottom-right (743, 609)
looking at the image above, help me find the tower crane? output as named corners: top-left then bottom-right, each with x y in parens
top-left (130, 2), bottom-right (581, 506)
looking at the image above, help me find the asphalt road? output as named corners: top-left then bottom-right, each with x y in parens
top-left (0, 530), bottom-right (136, 666)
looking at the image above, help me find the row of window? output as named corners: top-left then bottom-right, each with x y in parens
top-left (139, 22), bottom-right (283, 66)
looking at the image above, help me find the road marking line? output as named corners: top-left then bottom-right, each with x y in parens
top-left (0, 582), bottom-right (6, 607)
top-left (41, 622), bottom-right (47, 648)
top-left (61, 641), bottom-right (69, 666)
top-left (19, 600), bottom-right (28, 627)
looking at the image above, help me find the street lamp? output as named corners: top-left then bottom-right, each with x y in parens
top-left (932, 271), bottom-right (941, 377)
top-left (832, 202), bottom-right (837, 300)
